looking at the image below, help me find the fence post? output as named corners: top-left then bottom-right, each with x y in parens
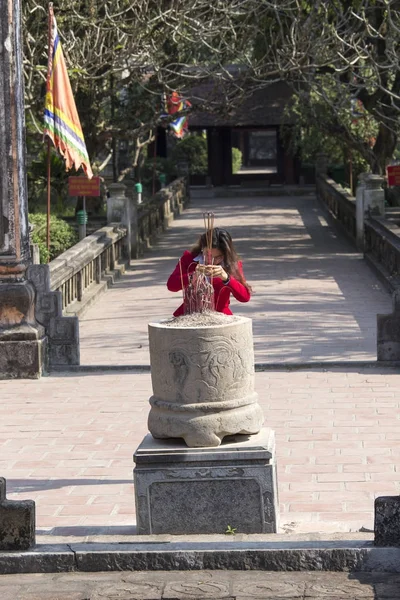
top-left (363, 174), bottom-right (385, 217)
top-left (107, 183), bottom-right (131, 261)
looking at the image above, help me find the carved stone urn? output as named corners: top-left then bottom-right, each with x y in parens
top-left (147, 315), bottom-right (264, 447)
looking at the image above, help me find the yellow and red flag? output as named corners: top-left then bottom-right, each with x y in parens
top-left (44, 4), bottom-right (93, 178)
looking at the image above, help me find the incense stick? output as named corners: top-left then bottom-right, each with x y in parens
top-left (179, 258), bottom-right (185, 302)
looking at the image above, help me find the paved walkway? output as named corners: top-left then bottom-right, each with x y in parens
top-left (1, 569), bottom-right (400, 599)
top-left (79, 192), bottom-right (391, 365)
top-left (2, 365), bottom-right (400, 534)
top-left (1, 191), bottom-right (399, 537)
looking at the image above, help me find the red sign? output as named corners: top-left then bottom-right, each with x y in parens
top-left (387, 165), bottom-right (400, 187)
top-left (68, 176), bottom-right (101, 197)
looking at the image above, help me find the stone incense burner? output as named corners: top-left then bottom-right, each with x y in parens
top-left (147, 313), bottom-right (264, 447)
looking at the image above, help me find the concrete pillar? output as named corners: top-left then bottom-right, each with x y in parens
top-left (363, 174), bottom-right (385, 216)
top-left (315, 153), bottom-right (329, 178)
top-left (355, 172), bottom-right (368, 251)
top-left (0, 0), bottom-right (47, 379)
top-left (107, 183), bottom-right (133, 261)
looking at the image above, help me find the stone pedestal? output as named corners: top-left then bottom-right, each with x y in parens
top-left (134, 429), bottom-right (279, 535)
top-left (0, 478), bottom-right (35, 550)
top-left (148, 316), bottom-right (264, 448)
top-left (375, 496), bottom-right (400, 547)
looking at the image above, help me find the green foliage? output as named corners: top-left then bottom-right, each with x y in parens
top-left (29, 213), bottom-right (78, 264)
top-left (281, 89), bottom-right (371, 186)
top-left (27, 150), bottom-right (71, 215)
top-left (225, 525), bottom-right (237, 535)
top-left (170, 135), bottom-right (208, 175)
top-left (140, 156), bottom-right (176, 193)
top-left (231, 147), bottom-right (242, 174)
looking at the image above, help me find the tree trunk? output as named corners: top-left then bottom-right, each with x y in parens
top-left (372, 123), bottom-right (397, 175)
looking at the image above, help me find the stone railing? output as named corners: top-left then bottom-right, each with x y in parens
top-left (364, 216), bottom-right (400, 291)
top-left (137, 178), bottom-right (189, 255)
top-left (27, 225), bottom-right (127, 367)
top-left (49, 225), bottom-right (127, 313)
top-left (316, 174), bottom-right (357, 243)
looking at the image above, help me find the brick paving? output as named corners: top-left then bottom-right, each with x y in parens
top-left (1, 367), bottom-right (400, 534)
top-left (79, 193), bottom-right (391, 365)
top-left (1, 191), bottom-right (399, 537)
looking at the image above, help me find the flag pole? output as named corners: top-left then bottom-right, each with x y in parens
top-left (46, 3), bottom-right (53, 258)
top-left (46, 138), bottom-right (51, 255)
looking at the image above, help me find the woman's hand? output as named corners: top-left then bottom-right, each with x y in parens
top-left (196, 264), bottom-right (229, 282)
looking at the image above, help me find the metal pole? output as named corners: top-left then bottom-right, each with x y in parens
top-left (46, 138), bottom-right (51, 257)
top-left (46, 4), bottom-right (53, 259)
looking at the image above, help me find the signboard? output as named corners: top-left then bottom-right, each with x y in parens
top-left (387, 165), bottom-right (400, 187)
top-left (68, 176), bottom-right (101, 197)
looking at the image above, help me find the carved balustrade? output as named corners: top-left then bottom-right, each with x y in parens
top-left (364, 216), bottom-right (400, 289)
top-left (49, 225), bottom-right (126, 314)
top-left (316, 175), bottom-right (356, 243)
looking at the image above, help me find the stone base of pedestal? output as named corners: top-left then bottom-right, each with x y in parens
top-left (133, 428), bottom-right (279, 535)
top-left (375, 496), bottom-right (400, 546)
top-left (0, 478), bottom-right (35, 550)
top-left (0, 325), bottom-right (47, 379)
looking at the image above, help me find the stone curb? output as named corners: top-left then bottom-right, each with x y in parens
top-left (49, 361), bottom-right (400, 374)
top-left (1, 536), bottom-right (400, 575)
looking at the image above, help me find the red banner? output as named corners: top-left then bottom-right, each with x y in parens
top-left (387, 165), bottom-right (400, 187)
top-left (68, 176), bottom-right (100, 197)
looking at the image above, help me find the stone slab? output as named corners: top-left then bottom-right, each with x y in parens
top-left (134, 429), bottom-right (274, 464)
top-left (375, 496), bottom-right (400, 547)
top-left (3, 537), bottom-right (400, 575)
top-left (133, 428), bottom-right (278, 535)
top-left (4, 570), bottom-right (400, 600)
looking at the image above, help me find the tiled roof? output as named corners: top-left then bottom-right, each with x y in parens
top-left (188, 80), bottom-right (294, 127)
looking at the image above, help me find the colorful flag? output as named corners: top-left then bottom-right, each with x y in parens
top-left (44, 4), bottom-right (93, 178)
top-left (166, 91), bottom-right (191, 139)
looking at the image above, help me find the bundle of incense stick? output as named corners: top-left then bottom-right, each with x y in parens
top-left (182, 212), bottom-right (215, 314)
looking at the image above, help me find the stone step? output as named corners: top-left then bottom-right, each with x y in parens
top-left (2, 532), bottom-right (400, 575)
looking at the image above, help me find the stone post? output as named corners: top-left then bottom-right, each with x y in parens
top-left (363, 174), bottom-right (385, 216)
top-left (0, 477), bottom-right (35, 550)
top-left (0, 0), bottom-right (47, 379)
top-left (315, 153), bottom-right (329, 178)
top-left (355, 172), bottom-right (368, 251)
top-left (375, 495), bottom-right (400, 546)
top-left (377, 289), bottom-right (400, 361)
top-left (107, 183), bottom-right (131, 261)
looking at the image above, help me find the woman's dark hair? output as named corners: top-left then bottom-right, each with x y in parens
top-left (191, 227), bottom-right (252, 292)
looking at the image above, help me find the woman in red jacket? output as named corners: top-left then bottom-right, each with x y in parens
top-left (167, 228), bottom-right (251, 317)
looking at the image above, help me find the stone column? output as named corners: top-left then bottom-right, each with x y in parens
top-left (107, 183), bottom-right (131, 261)
top-left (0, 0), bottom-right (46, 379)
top-left (355, 172), bottom-right (368, 251)
top-left (363, 174), bottom-right (385, 216)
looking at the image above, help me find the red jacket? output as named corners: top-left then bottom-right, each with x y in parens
top-left (167, 250), bottom-right (251, 316)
